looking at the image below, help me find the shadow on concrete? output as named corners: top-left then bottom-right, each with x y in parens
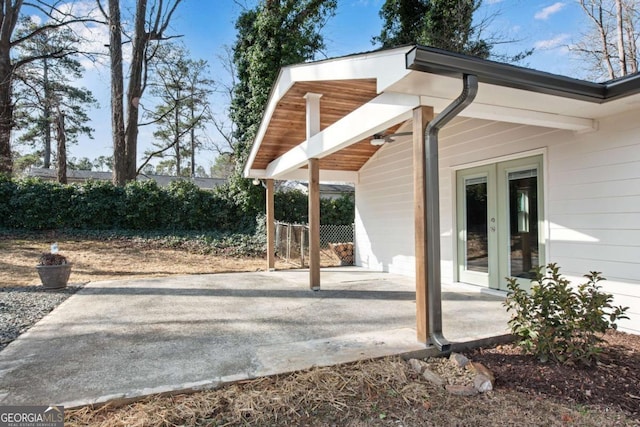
top-left (77, 287), bottom-right (503, 303)
top-left (77, 286), bottom-right (417, 300)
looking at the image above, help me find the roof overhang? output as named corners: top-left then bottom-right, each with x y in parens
top-left (244, 45), bottom-right (640, 181)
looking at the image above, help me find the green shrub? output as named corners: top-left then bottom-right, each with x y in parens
top-left (124, 180), bottom-right (168, 230)
top-left (504, 263), bottom-right (628, 365)
top-left (0, 175), bottom-right (15, 227)
top-left (275, 189), bottom-right (308, 223)
top-left (321, 194), bottom-right (355, 225)
top-left (3, 176), bottom-right (355, 232)
top-left (72, 180), bottom-right (125, 229)
top-left (9, 178), bottom-right (74, 229)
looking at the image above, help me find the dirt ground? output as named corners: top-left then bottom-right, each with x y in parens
top-left (0, 237), bottom-right (338, 287)
top-left (1, 237), bottom-right (638, 426)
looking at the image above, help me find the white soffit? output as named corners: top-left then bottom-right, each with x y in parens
top-left (418, 95), bottom-right (595, 131)
top-left (386, 70), bottom-right (639, 128)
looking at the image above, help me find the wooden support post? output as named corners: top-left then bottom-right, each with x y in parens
top-left (266, 179), bottom-right (275, 271)
top-left (309, 158), bottom-right (320, 290)
top-left (413, 106), bottom-right (434, 343)
top-left (305, 92), bottom-right (322, 291)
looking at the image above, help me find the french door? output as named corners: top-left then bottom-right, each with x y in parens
top-left (456, 155), bottom-right (544, 290)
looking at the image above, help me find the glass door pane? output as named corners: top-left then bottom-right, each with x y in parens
top-left (457, 165), bottom-right (497, 288)
top-left (497, 155), bottom-right (544, 291)
top-left (508, 169), bottom-right (539, 279)
top-left (465, 177), bottom-right (489, 273)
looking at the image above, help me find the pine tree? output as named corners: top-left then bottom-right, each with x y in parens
top-left (13, 19), bottom-right (97, 169)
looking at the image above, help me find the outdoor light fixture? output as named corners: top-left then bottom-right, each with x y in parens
top-left (370, 131), bottom-right (412, 146)
top-left (252, 178), bottom-right (267, 188)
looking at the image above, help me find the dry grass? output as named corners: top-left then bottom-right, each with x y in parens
top-left (65, 357), bottom-right (637, 427)
top-left (0, 238), bottom-right (340, 287)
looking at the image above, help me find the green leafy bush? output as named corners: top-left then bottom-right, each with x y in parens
top-left (72, 179), bottom-right (126, 229)
top-left (123, 180), bottom-right (167, 230)
top-left (0, 175), bottom-right (16, 227)
top-left (9, 178), bottom-right (74, 229)
top-left (321, 194), bottom-right (355, 225)
top-left (504, 263), bottom-right (628, 365)
top-left (3, 177), bottom-right (355, 232)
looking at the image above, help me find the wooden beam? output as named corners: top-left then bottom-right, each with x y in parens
top-left (266, 179), bottom-right (275, 271)
top-left (309, 158), bottom-right (320, 290)
top-left (413, 105), bottom-right (434, 343)
top-left (265, 92), bottom-right (419, 179)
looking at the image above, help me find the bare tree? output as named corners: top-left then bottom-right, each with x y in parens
top-left (0, 1), bottom-right (99, 175)
top-left (209, 46), bottom-right (237, 158)
top-left (573, 0), bottom-right (639, 80)
top-left (97, 0), bottom-right (183, 186)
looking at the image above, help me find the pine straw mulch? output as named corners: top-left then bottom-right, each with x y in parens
top-left (66, 331), bottom-right (639, 427)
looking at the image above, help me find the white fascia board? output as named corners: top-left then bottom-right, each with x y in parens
top-left (265, 92), bottom-right (420, 179)
top-left (286, 46), bottom-right (413, 93)
top-left (246, 169), bottom-right (358, 183)
top-left (420, 95), bottom-right (596, 131)
top-left (281, 169), bottom-right (358, 183)
top-left (243, 47), bottom-right (413, 178)
top-left (243, 67), bottom-right (292, 178)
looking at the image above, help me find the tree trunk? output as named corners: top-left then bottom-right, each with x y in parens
top-left (0, 48), bottom-right (13, 175)
top-left (597, 5), bottom-right (616, 79)
top-left (191, 117), bottom-right (196, 178)
top-left (615, 0), bottom-right (628, 75)
top-left (124, 0), bottom-right (149, 181)
top-left (623, 1), bottom-right (638, 74)
top-left (108, 0), bottom-right (127, 186)
top-left (190, 101), bottom-right (195, 177)
top-left (43, 58), bottom-right (51, 168)
top-left (56, 112), bottom-right (67, 184)
top-left (175, 92), bottom-right (181, 176)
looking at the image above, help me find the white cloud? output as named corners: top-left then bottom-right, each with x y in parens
top-left (486, 0), bottom-right (505, 4)
top-left (535, 2), bottom-right (566, 20)
top-left (534, 33), bottom-right (571, 50)
top-left (28, 15), bottom-right (42, 26)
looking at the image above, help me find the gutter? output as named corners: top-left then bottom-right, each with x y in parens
top-left (406, 46), bottom-right (606, 103)
top-left (423, 74), bottom-right (478, 352)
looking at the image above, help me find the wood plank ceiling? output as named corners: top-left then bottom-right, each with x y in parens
top-left (252, 78), bottom-right (386, 172)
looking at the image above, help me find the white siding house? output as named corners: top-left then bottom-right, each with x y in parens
top-left (244, 45), bottom-right (640, 338)
top-left (355, 109), bottom-right (640, 334)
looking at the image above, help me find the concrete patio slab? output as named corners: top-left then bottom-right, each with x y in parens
top-left (0, 267), bottom-right (510, 408)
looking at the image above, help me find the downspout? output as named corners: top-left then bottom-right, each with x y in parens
top-left (424, 74), bottom-right (478, 351)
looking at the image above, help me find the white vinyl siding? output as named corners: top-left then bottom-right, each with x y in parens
top-left (544, 110), bottom-right (640, 333)
top-left (355, 108), bottom-right (640, 333)
top-left (355, 136), bottom-right (415, 276)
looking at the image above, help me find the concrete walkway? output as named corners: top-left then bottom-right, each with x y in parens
top-left (0, 267), bottom-right (510, 408)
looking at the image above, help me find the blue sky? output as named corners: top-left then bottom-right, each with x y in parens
top-left (49, 0), bottom-right (588, 170)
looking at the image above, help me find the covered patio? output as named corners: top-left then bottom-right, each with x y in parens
top-left (0, 269), bottom-right (509, 407)
top-left (243, 44), bottom-right (640, 344)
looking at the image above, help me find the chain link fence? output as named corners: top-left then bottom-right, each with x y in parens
top-left (274, 222), bottom-right (354, 267)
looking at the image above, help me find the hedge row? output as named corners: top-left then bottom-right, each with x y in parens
top-left (0, 177), bottom-right (354, 232)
